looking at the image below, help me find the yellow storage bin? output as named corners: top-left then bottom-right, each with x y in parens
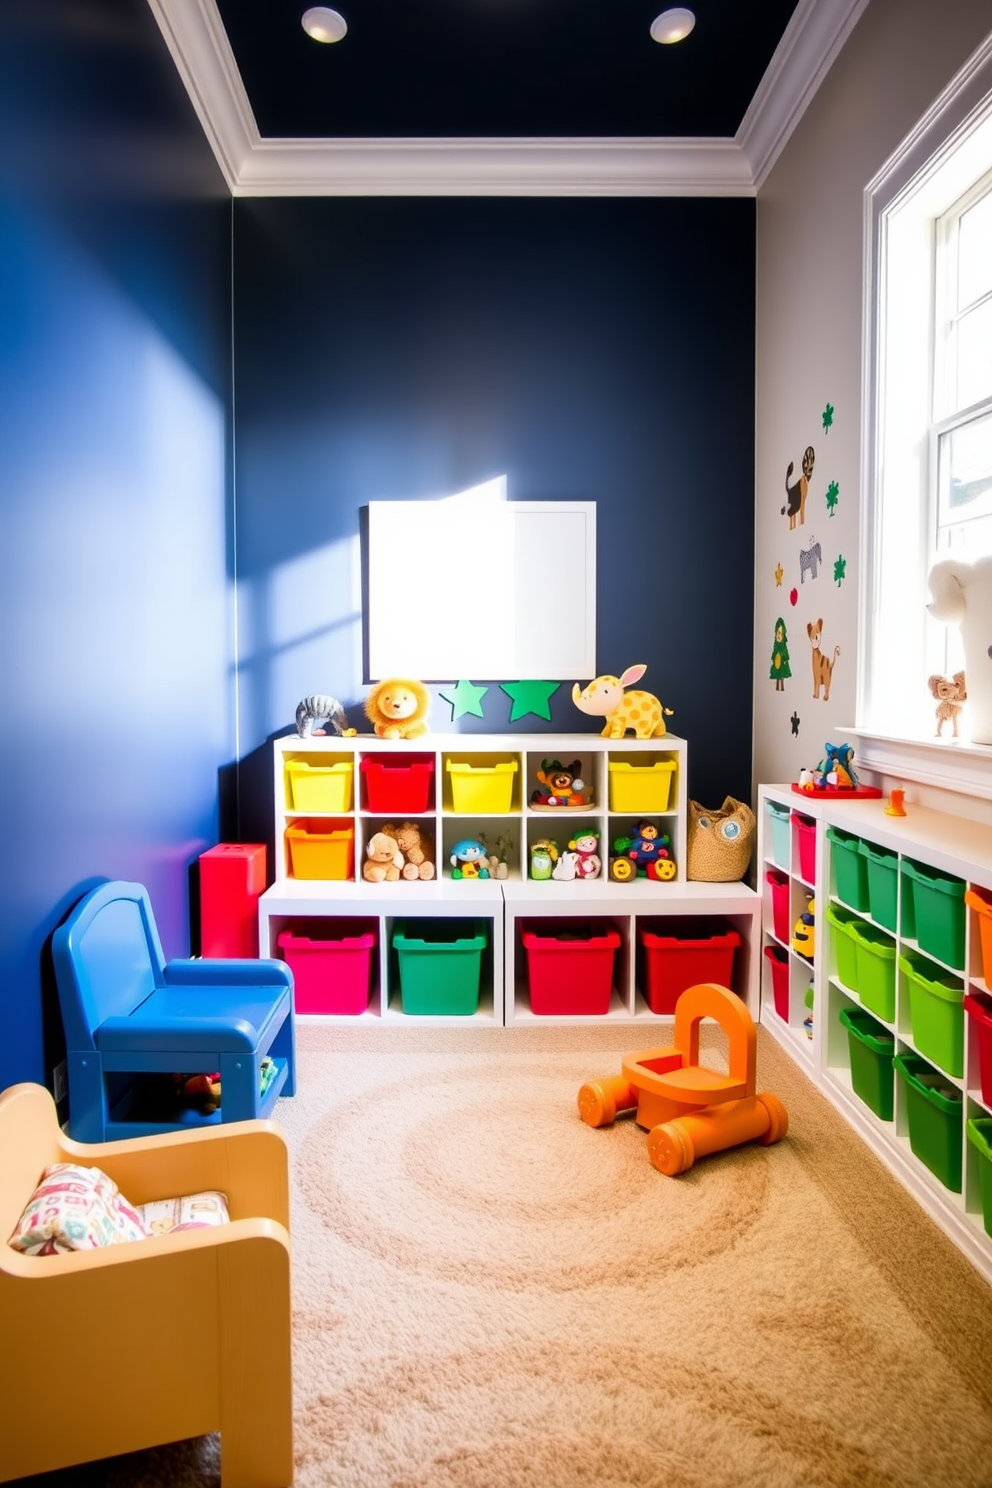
top-left (446, 760), bottom-right (518, 813)
top-left (608, 760), bottom-right (676, 813)
top-left (285, 820), bottom-right (355, 880)
top-left (285, 759), bottom-right (354, 812)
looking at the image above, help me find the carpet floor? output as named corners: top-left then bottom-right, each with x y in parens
top-left (13, 1023), bottom-right (992, 1487)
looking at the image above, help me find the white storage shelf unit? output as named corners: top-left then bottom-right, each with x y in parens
top-left (757, 784), bottom-right (992, 1284)
top-left (259, 732), bottom-right (759, 1026)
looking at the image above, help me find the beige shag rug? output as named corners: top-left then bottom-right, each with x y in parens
top-left (13, 1023), bottom-right (992, 1488)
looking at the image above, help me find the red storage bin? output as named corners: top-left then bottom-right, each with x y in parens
top-left (199, 843), bottom-right (266, 958)
top-left (794, 813), bottom-right (816, 885)
top-left (764, 943), bottom-right (790, 1021)
top-left (965, 991), bottom-right (992, 1106)
top-left (766, 869), bottom-right (791, 944)
top-left (522, 922), bottom-right (620, 1015)
top-left (639, 922), bottom-right (740, 1015)
top-left (277, 923), bottom-right (375, 1015)
top-left (360, 755), bottom-right (434, 814)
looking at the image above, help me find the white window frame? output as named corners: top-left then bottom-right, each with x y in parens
top-left (855, 32), bottom-right (992, 797)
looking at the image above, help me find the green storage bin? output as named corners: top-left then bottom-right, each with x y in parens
top-left (901, 859), bottom-right (966, 969)
top-left (966, 1118), bottom-right (992, 1237)
top-left (899, 952), bottom-right (964, 1078)
top-left (894, 1053), bottom-right (963, 1192)
top-left (839, 1005), bottom-right (895, 1120)
top-left (858, 840), bottom-right (899, 932)
top-left (765, 799), bottom-right (791, 870)
top-left (392, 920), bottom-right (487, 1015)
top-left (825, 902), bottom-right (860, 989)
top-left (827, 828), bottom-right (870, 912)
top-left (847, 919), bottom-right (897, 1022)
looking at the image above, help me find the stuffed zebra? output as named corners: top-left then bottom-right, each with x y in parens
top-left (295, 694), bottom-right (350, 738)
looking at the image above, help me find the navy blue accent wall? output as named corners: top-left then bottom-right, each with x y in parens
top-left (232, 196), bottom-right (754, 805)
top-left (0, 2), bottom-right (234, 1089)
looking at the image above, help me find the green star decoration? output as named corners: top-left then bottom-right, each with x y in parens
top-left (500, 680), bottom-right (560, 723)
top-left (834, 554), bottom-right (847, 586)
top-left (822, 402), bottom-right (834, 434)
top-left (825, 479), bottom-right (839, 515)
top-left (439, 679), bottom-right (489, 721)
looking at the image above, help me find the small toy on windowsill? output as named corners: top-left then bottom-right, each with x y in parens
top-left (530, 759), bottom-right (589, 809)
top-left (792, 741), bottom-right (882, 799)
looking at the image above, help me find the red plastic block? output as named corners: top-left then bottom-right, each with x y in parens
top-left (200, 843), bottom-right (266, 958)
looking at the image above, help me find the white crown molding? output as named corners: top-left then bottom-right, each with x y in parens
top-left (148, 0), bottom-right (856, 197)
top-left (736, 0), bottom-right (871, 190)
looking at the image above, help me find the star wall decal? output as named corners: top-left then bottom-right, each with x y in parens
top-left (500, 680), bottom-right (559, 723)
top-left (774, 562), bottom-right (784, 587)
top-left (439, 679), bottom-right (488, 721)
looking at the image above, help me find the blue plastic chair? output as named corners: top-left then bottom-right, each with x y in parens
top-left (52, 881), bottom-right (296, 1141)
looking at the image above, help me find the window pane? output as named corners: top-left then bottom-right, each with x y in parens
top-left (937, 409), bottom-right (992, 535)
top-left (957, 298), bottom-right (992, 408)
top-left (958, 188), bottom-right (992, 308)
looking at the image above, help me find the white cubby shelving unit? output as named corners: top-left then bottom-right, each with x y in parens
top-left (257, 732), bottom-right (759, 1026)
top-left (757, 783), bottom-right (992, 1284)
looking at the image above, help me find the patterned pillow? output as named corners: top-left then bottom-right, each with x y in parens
top-left (7, 1163), bottom-right (149, 1256)
top-left (136, 1191), bottom-right (230, 1235)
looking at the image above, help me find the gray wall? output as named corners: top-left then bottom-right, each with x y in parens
top-left (752, 0), bottom-right (992, 790)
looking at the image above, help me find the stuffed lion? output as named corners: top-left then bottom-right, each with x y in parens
top-left (364, 678), bottom-right (431, 739)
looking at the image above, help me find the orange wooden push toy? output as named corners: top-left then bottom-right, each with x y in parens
top-left (577, 983), bottom-right (788, 1174)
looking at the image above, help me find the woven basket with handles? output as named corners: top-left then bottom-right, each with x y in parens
top-left (686, 796), bottom-right (755, 882)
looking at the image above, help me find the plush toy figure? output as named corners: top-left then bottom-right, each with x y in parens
top-left (363, 832), bottom-right (404, 883)
top-left (530, 840), bottom-right (558, 880)
top-left (531, 759), bottom-right (587, 806)
top-left (816, 741), bottom-right (858, 789)
top-left (928, 557), bottom-right (992, 743)
top-left (364, 679), bottom-right (431, 739)
top-left (384, 821), bottom-right (435, 880)
top-left (928, 671), bottom-right (967, 738)
top-left (450, 839), bottom-right (491, 879)
top-left (568, 829), bottom-right (602, 879)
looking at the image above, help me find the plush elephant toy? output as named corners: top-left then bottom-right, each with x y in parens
top-left (927, 556), bottom-right (992, 743)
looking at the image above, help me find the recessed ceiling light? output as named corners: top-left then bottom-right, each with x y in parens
top-left (302, 7), bottom-right (347, 43)
top-left (650, 8), bottom-right (695, 44)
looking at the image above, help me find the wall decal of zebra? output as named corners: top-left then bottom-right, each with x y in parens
top-left (799, 537), bottom-right (822, 584)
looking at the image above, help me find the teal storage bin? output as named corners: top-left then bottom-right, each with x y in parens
top-left (825, 902), bottom-right (860, 989)
top-left (765, 799), bottom-right (791, 870)
top-left (827, 828), bottom-right (869, 912)
top-left (894, 1053), bottom-right (963, 1192)
top-left (392, 920), bottom-right (487, 1015)
top-left (966, 1118), bottom-right (992, 1237)
top-left (839, 1005), bottom-right (895, 1120)
top-left (848, 919), bottom-right (897, 1022)
top-left (899, 952), bottom-right (964, 1078)
top-left (901, 859), bottom-right (965, 969)
top-left (858, 840), bottom-right (899, 932)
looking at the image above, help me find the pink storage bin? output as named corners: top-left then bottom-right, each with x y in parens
top-left (766, 869), bottom-right (791, 944)
top-left (965, 991), bottom-right (992, 1106)
top-left (277, 924), bottom-right (375, 1015)
top-left (794, 813), bottom-right (816, 885)
top-left (764, 943), bottom-right (790, 1021)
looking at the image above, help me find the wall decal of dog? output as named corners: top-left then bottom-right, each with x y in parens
top-left (782, 446), bottom-right (815, 530)
top-left (808, 618), bottom-right (839, 701)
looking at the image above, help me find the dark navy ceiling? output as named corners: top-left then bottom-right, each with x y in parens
top-left (213, 0), bottom-right (801, 140)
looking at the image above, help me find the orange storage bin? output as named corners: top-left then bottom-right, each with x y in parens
top-left (966, 887), bottom-right (992, 986)
top-left (285, 819), bottom-right (355, 880)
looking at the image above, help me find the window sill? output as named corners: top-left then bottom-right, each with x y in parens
top-left (839, 725), bottom-right (992, 803)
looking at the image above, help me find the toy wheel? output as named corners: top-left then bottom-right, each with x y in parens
top-left (648, 858), bottom-right (676, 881)
top-left (756, 1092), bottom-right (789, 1145)
top-left (647, 1120), bottom-right (694, 1175)
top-left (577, 1076), bottom-right (632, 1127)
top-left (610, 856), bottom-right (635, 883)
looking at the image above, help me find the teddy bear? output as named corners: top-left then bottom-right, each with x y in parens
top-left (384, 821), bottom-right (435, 880)
top-left (928, 670), bottom-right (967, 738)
top-left (363, 678), bottom-right (431, 740)
top-left (363, 831), bottom-right (404, 883)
